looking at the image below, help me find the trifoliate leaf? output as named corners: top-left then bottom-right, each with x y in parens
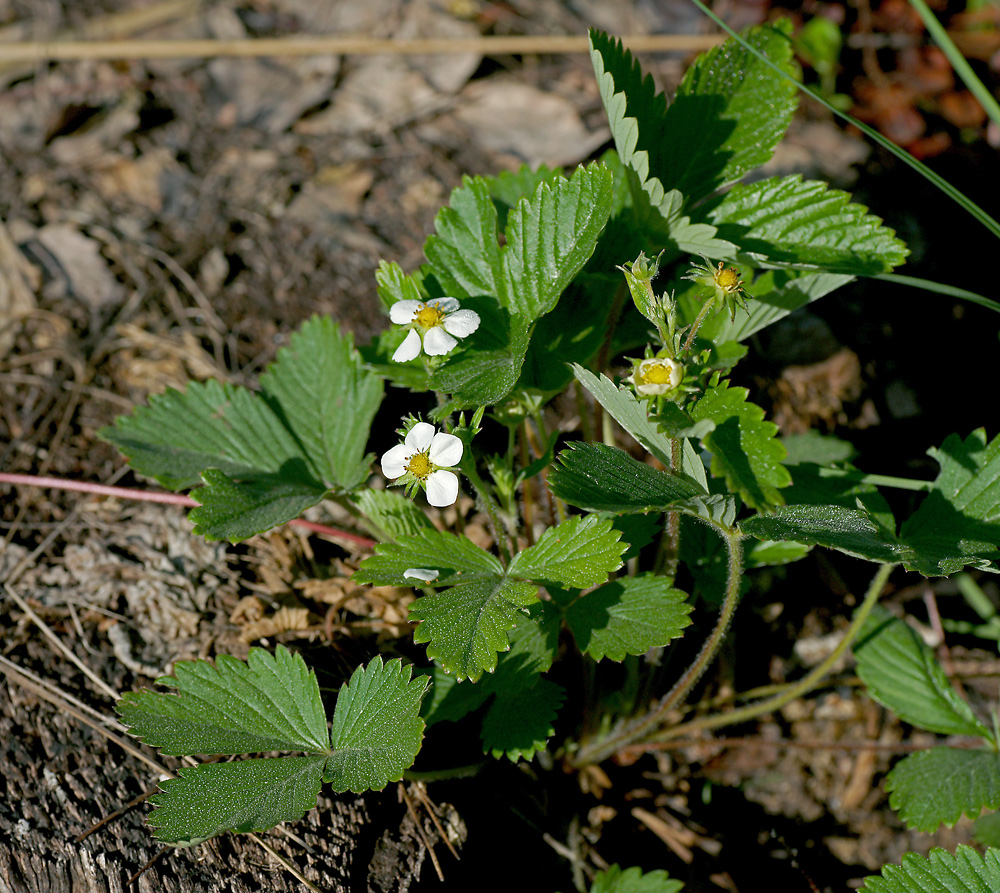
top-left (354, 529), bottom-right (504, 588)
top-left (550, 442), bottom-right (704, 514)
top-left (709, 175), bottom-right (909, 275)
top-left (589, 864), bottom-right (684, 893)
top-left (664, 21), bottom-right (798, 204)
top-left (116, 645), bottom-right (330, 756)
top-left (854, 605), bottom-right (992, 739)
top-left (353, 489), bottom-right (436, 541)
top-left (900, 430), bottom-right (1000, 576)
top-left (100, 317), bottom-right (383, 541)
top-left (409, 577), bottom-right (540, 682)
top-left (188, 468), bottom-right (327, 542)
top-left (691, 379), bottom-right (791, 511)
top-left (566, 574), bottom-right (692, 662)
top-left (148, 755), bottom-right (326, 846)
top-left (886, 748), bottom-right (1000, 832)
top-left (509, 515), bottom-right (626, 589)
top-left (859, 846), bottom-right (1000, 893)
top-left (481, 678), bottom-right (565, 761)
top-left (324, 657), bottom-right (428, 793)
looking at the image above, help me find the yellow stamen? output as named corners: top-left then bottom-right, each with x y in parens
top-left (643, 363), bottom-right (675, 385)
top-left (406, 452), bottom-right (432, 479)
top-left (714, 263), bottom-right (742, 293)
top-left (415, 303), bottom-right (446, 328)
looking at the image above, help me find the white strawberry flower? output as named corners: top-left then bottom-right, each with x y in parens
top-left (631, 357), bottom-right (683, 397)
top-left (380, 421), bottom-right (463, 507)
top-left (390, 297), bottom-right (480, 362)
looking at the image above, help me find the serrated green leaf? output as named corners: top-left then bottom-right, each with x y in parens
top-left (354, 529), bottom-right (503, 588)
top-left (571, 365), bottom-right (711, 467)
top-left (746, 538), bottom-right (812, 567)
top-left (419, 664), bottom-right (492, 726)
top-left (148, 755), bottom-right (326, 846)
top-left (854, 605), bottom-right (991, 739)
top-left (859, 846), bottom-right (1000, 893)
top-left (99, 379), bottom-right (311, 491)
top-left (431, 313), bottom-right (531, 405)
top-left (664, 22), bottom-right (798, 203)
top-left (409, 577), bottom-right (540, 682)
top-left (741, 504), bottom-right (906, 564)
top-left (901, 430), bottom-right (1000, 576)
top-left (116, 645), bottom-right (330, 756)
top-left (481, 678), bottom-right (565, 761)
top-left (691, 380), bottom-right (791, 510)
top-left (324, 657), bottom-right (428, 793)
top-left (485, 164), bottom-right (565, 228)
top-left (258, 316), bottom-right (383, 492)
top-left (509, 515), bottom-right (626, 589)
top-left (566, 574), bottom-right (692, 662)
top-left (501, 164), bottom-right (614, 321)
top-left (973, 812), bottom-right (1000, 847)
top-left (886, 748), bottom-right (1000, 832)
top-left (590, 865), bottom-right (684, 893)
top-left (188, 468), bottom-right (327, 542)
top-left (353, 489), bottom-right (435, 541)
top-left (550, 442), bottom-right (704, 514)
top-left (709, 175), bottom-right (909, 274)
top-left (374, 259), bottom-right (428, 312)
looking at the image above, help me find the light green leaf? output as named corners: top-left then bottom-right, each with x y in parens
top-left (571, 365), bottom-right (709, 467)
top-left (566, 574), bottom-right (692, 662)
top-left (691, 379), bottom-right (791, 510)
top-left (854, 605), bottom-right (992, 739)
top-left (353, 489), bottom-right (435, 541)
top-left (502, 163), bottom-right (615, 321)
top-left (116, 645), bottom-right (330, 756)
top-left (481, 678), bottom-right (564, 761)
top-left (550, 442), bottom-right (704, 514)
top-left (409, 577), bottom-right (540, 682)
top-left (860, 846), bottom-right (1000, 893)
top-left (886, 748), bottom-right (1000, 832)
top-left (509, 515), bottom-right (626, 589)
top-left (147, 755), bottom-right (326, 846)
top-left (424, 176), bottom-right (505, 300)
top-left (709, 175), bottom-right (909, 274)
top-left (324, 657), bottom-right (428, 793)
top-left (781, 430), bottom-right (857, 466)
top-left (590, 864), bottom-right (684, 893)
top-left (662, 22), bottom-right (798, 202)
top-left (485, 164), bottom-right (565, 229)
top-left (354, 529), bottom-right (504, 588)
top-left (973, 811), bottom-right (1000, 847)
top-left (901, 430), bottom-right (1000, 576)
top-left (188, 468), bottom-right (327, 543)
top-left (746, 538), bottom-right (812, 567)
top-left (258, 316), bottom-right (384, 492)
top-left (374, 259), bottom-right (427, 312)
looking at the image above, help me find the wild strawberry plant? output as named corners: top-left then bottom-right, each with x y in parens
top-left (102, 20), bottom-right (1000, 889)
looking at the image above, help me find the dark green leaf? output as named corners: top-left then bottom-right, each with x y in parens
top-left (854, 605), bottom-right (991, 739)
top-left (886, 748), bottom-right (1000, 832)
top-left (550, 442), bottom-right (704, 514)
top-left (354, 529), bottom-right (503, 588)
top-left (509, 515), bottom-right (626, 588)
top-left (566, 574), bottom-right (692, 662)
top-left (590, 864), bottom-right (684, 893)
top-left (325, 657), bottom-right (428, 793)
top-left (481, 678), bottom-right (565, 761)
top-left (859, 846), bottom-right (1000, 893)
top-left (116, 645), bottom-right (330, 756)
top-left (353, 489), bottom-right (436, 541)
top-left (148, 755), bottom-right (326, 846)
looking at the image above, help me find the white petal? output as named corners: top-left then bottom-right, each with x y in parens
top-left (391, 328), bottom-right (422, 363)
top-left (404, 568), bottom-right (440, 582)
top-left (429, 432), bottom-right (463, 468)
top-left (428, 297), bottom-right (460, 313)
top-left (423, 326), bottom-right (458, 356)
top-left (380, 444), bottom-right (411, 479)
top-left (405, 422), bottom-right (436, 451)
top-left (389, 300), bottom-right (422, 324)
top-left (442, 309), bottom-right (480, 339)
top-left (425, 470), bottom-right (459, 507)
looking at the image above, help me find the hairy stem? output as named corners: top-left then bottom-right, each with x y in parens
top-left (570, 526), bottom-right (744, 767)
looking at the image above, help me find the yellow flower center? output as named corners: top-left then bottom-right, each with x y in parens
top-left (642, 362), bottom-right (676, 385)
top-left (415, 303), bottom-right (446, 328)
top-left (714, 264), bottom-right (742, 293)
top-left (406, 452), bottom-right (432, 479)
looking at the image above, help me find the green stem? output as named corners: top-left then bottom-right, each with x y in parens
top-left (813, 467), bottom-right (931, 491)
top-left (461, 456), bottom-right (512, 565)
top-left (651, 562), bottom-right (895, 743)
top-left (570, 526), bottom-right (744, 767)
top-left (682, 298), bottom-right (715, 353)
